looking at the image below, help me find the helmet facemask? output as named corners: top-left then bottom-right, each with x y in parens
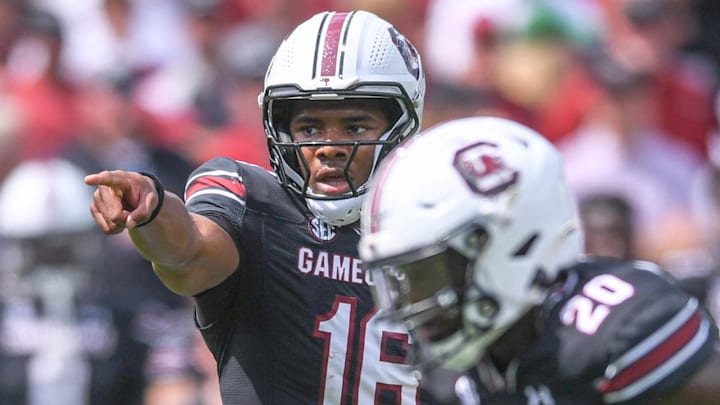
top-left (263, 87), bottom-right (418, 225)
top-left (367, 223), bottom-right (509, 371)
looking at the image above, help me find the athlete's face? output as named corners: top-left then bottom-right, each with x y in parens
top-left (288, 99), bottom-right (391, 196)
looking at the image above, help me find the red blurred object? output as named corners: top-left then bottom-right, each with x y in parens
top-left (654, 62), bottom-right (718, 158)
top-left (533, 67), bottom-right (604, 144)
top-left (9, 77), bottom-right (79, 159)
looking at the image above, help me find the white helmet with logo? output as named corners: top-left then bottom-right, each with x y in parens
top-left (260, 10), bottom-right (425, 226)
top-left (359, 117), bottom-right (583, 371)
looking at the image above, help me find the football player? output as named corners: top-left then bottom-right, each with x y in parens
top-left (359, 117), bottom-right (720, 404)
top-left (85, 10), bottom-right (432, 405)
top-left (0, 158), bottom-right (198, 405)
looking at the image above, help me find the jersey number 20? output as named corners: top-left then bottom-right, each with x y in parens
top-left (561, 274), bottom-right (635, 335)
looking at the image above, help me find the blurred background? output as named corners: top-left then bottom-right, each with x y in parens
top-left (0, 0), bottom-right (718, 404)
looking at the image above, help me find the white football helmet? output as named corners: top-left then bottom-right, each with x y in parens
top-left (359, 117), bottom-right (583, 371)
top-left (260, 10), bottom-right (425, 226)
top-left (0, 158), bottom-right (100, 277)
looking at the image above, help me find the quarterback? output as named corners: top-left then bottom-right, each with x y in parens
top-left (86, 10), bottom-right (434, 405)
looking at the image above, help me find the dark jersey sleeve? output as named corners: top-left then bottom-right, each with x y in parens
top-left (184, 157), bottom-right (250, 249)
top-left (554, 261), bottom-right (718, 404)
top-left (183, 157), bottom-right (261, 337)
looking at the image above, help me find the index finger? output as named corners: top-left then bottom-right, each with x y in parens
top-left (84, 171), bottom-right (132, 188)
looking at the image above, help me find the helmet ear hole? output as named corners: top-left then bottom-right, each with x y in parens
top-left (513, 233), bottom-right (539, 257)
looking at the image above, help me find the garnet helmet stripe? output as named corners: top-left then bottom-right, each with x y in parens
top-left (319, 11), bottom-right (351, 77)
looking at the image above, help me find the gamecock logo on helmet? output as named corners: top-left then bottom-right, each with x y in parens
top-left (388, 27), bottom-right (420, 79)
top-left (453, 142), bottom-right (519, 196)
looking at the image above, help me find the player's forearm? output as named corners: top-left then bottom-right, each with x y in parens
top-left (128, 192), bottom-right (201, 270)
top-left (128, 191), bottom-right (240, 296)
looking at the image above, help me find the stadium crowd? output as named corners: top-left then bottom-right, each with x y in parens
top-left (0, 0), bottom-right (718, 403)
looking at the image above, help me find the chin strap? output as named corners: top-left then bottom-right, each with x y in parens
top-left (305, 196), bottom-right (363, 226)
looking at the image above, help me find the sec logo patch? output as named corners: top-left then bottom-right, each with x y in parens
top-left (308, 217), bottom-right (337, 242)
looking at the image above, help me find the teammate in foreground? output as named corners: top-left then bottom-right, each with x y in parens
top-left (359, 116), bottom-right (720, 404)
top-left (86, 10), bottom-right (433, 405)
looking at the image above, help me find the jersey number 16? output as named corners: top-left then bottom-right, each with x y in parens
top-left (314, 295), bottom-right (420, 405)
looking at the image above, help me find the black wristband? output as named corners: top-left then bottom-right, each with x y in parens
top-left (136, 171), bottom-right (165, 228)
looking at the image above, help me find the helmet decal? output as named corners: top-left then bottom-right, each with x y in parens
top-left (388, 27), bottom-right (421, 80)
top-left (317, 12), bottom-right (352, 78)
top-left (453, 142), bottom-right (519, 196)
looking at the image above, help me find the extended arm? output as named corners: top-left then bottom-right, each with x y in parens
top-left (85, 170), bottom-right (239, 296)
